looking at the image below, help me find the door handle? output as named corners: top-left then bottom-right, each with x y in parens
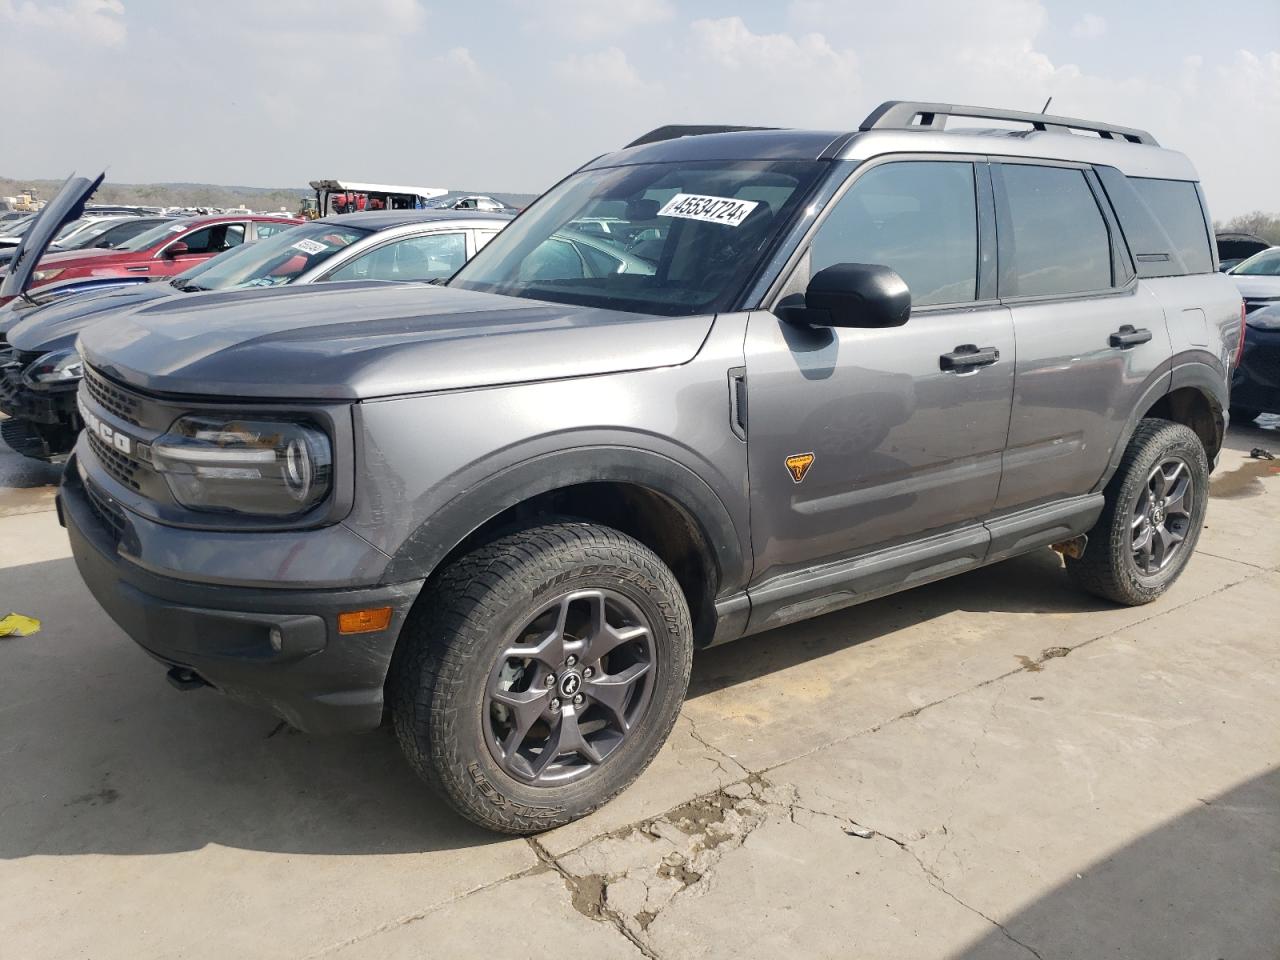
top-left (1109, 325), bottom-right (1152, 348)
top-left (940, 344), bottom-right (1000, 372)
top-left (125, 265), bottom-right (149, 272)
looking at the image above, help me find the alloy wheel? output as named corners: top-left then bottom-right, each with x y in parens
top-left (1130, 456), bottom-right (1193, 575)
top-left (484, 589), bottom-right (656, 785)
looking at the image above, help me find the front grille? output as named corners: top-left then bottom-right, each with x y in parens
top-left (84, 477), bottom-right (128, 543)
top-left (84, 365), bottom-right (142, 426)
top-left (87, 429), bottom-right (142, 491)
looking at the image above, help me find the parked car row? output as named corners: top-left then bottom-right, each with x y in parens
top-left (0, 195), bottom-right (512, 458)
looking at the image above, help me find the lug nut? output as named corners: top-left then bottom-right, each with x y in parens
top-left (583, 667), bottom-right (594, 679)
top-left (545, 674), bottom-right (556, 687)
top-left (573, 694), bottom-right (584, 705)
top-left (550, 699), bottom-right (561, 712)
top-left (566, 655), bottom-right (577, 666)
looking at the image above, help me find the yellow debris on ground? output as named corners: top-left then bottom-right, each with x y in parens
top-left (0, 613), bottom-right (41, 637)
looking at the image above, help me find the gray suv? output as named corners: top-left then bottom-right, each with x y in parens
top-left (59, 102), bottom-right (1244, 833)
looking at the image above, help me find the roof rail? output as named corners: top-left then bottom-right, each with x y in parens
top-left (625, 125), bottom-right (778, 148)
top-left (859, 101), bottom-right (1159, 146)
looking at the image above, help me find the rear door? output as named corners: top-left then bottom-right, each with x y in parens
top-left (744, 157), bottom-right (1015, 601)
top-left (991, 160), bottom-right (1168, 511)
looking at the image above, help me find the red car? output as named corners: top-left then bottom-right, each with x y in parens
top-left (0, 213), bottom-right (301, 305)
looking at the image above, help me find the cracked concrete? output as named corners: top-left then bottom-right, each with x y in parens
top-left (1, 426), bottom-right (1277, 958)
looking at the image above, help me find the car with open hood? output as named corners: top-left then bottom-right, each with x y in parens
top-left (0, 207), bottom-right (511, 459)
top-left (0, 175), bottom-right (301, 306)
top-left (60, 102), bottom-right (1242, 835)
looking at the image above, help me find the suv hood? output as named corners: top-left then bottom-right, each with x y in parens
top-left (0, 172), bottom-right (104, 300)
top-left (79, 282), bottom-right (715, 400)
top-left (8, 281), bottom-right (178, 354)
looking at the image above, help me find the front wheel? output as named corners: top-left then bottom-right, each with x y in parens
top-left (389, 521), bottom-right (693, 834)
top-left (1067, 419), bottom-right (1209, 605)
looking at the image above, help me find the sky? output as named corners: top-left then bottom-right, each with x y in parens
top-left (0, 0), bottom-right (1277, 219)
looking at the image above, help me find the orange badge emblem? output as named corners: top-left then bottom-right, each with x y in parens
top-left (785, 453), bottom-right (815, 483)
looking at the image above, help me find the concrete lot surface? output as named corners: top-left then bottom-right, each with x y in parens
top-left (1, 419), bottom-right (1277, 959)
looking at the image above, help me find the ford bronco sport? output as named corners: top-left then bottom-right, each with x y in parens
top-left (59, 102), bottom-right (1244, 833)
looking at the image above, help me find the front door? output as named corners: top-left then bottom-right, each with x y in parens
top-left (745, 158), bottom-right (1015, 616)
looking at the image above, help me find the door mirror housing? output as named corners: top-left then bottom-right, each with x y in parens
top-left (795, 262), bottom-right (911, 329)
top-left (165, 241), bottom-right (189, 258)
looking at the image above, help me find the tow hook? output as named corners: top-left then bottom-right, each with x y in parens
top-left (1051, 535), bottom-right (1088, 560)
top-left (166, 667), bottom-right (209, 691)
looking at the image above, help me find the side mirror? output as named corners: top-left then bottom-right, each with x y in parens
top-left (794, 262), bottom-right (911, 329)
top-left (165, 241), bottom-right (190, 258)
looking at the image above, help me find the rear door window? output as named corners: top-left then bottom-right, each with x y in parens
top-left (997, 165), bottom-right (1112, 297)
top-left (1128, 178), bottom-right (1213, 275)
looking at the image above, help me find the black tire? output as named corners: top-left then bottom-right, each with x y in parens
top-left (389, 521), bottom-right (693, 834)
top-left (1230, 406), bottom-right (1261, 426)
top-left (1067, 418), bottom-right (1209, 605)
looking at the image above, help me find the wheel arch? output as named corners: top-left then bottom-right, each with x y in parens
top-left (381, 446), bottom-right (749, 648)
top-left (1097, 360), bottom-right (1227, 491)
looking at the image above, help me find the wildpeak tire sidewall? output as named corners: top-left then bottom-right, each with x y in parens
top-left (392, 523), bottom-right (693, 833)
top-left (1068, 419), bottom-right (1210, 605)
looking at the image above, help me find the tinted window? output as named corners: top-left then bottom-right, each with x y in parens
top-left (1129, 178), bottom-right (1212, 274)
top-left (327, 232), bottom-right (466, 282)
top-left (177, 223), bottom-right (245, 254)
top-left (1000, 165), bottom-right (1111, 297)
top-left (810, 161), bottom-right (978, 307)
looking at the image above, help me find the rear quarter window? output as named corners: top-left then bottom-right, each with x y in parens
top-left (1128, 178), bottom-right (1213, 275)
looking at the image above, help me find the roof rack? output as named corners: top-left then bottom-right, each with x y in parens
top-left (859, 101), bottom-right (1158, 146)
top-left (625, 125), bottom-right (778, 148)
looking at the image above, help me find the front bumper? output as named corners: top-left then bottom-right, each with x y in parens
top-left (1232, 326), bottom-right (1280, 415)
top-left (60, 458), bottom-right (424, 734)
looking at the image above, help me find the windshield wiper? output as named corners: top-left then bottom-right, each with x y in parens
top-left (171, 279), bottom-right (209, 292)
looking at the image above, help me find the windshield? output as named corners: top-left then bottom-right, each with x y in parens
top-left (116, 219), bottom-right (195, 251)
top-left (450, 160), bottom-right (826, 315)
top-left (1230, 248), bottom-right (1280, 276)
top-left (172, 221), bottom-right (372, 291)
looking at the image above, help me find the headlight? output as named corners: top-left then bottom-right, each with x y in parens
top-left (22, 349), bottom-right (84, 387)
top-left (32, 269), bottom-right (64, 282)
top-left (151, 415), bottom-right (332, 517)
top-left (1246, 303), bottom-right (1280, 331)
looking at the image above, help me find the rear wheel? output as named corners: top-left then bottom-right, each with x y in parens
top-left (389, 521), bottom-right (693, 833)
top-left (1067, 419), bottom-right (1209, 606)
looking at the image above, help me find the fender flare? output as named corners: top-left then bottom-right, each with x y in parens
top-left (1094, 357), bottom-right (1227, 491)
top-left (380, 444), bottom-right (749, 594)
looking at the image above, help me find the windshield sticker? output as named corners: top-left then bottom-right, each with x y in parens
top-left (657, 194), bottom-right (760, 228)
top-left (168, 224), bottom-right (187, 233)
top-left (291, 238), bottom-right (329, 255)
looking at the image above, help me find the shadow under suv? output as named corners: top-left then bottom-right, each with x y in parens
top-left (55, 101), bottom-right (1245, 833)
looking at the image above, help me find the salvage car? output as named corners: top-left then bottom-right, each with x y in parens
top-left (1226, 247), bottom-right (1280, 421)
top-left (0, 206), bottom-right (511, 459)
top-left (0, 189), bottom-right (300, 305)
top-left (0, 215), bottom-right (172, 270)
top-left (1216, 231), bottom-right (1271, 272)
top-left (55, 102), bottom-right (1242, 833)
